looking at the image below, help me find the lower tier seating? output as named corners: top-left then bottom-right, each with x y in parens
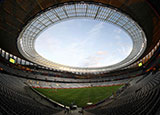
top-left (0, 72), bottom-right (61, 115)
top-left (88, 71), bottom-right (160, 115)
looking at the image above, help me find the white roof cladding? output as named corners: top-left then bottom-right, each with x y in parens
top-left (17, 2), bottom-right (147, 73)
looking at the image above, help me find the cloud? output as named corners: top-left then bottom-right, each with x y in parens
top-left (78, 50), bottom-right (109, 67)
top-left (117, 46), bottom-right (132, 57)
top-left (115, 35), bottom-right (121, 40)
top-left (80, 56), bottom-right (101, 67)
top-left (96, 51), bottom-right (107, 55)
top-left (72, 22), bottom-right (103, 49)
top-left (113, 28), bottom-right (122, 34)
top-left (88, 22), bottom-right (104, 37)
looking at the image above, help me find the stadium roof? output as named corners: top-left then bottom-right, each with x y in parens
top-left (0, 0), bottom-right (160, 73)
top-left (17, 3), bottom-right (146, 73)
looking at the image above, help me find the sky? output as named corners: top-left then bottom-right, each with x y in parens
top-left (35, 18), bottom-right (133, 68)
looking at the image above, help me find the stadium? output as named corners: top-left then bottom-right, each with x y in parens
top-left (0, 0), bottom-right (160, 115)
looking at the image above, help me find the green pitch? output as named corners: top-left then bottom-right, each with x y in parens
top-left (34, 85), bottom-right (123, 107)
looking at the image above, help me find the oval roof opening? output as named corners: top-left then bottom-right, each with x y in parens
top-left (35, 18), bottom-right (133, 68)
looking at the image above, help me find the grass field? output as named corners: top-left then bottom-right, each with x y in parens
top-left (34, 85), bottom-right (123, 107)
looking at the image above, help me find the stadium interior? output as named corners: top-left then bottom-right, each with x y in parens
top-left (0, 0), bottom-right (160, 115)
